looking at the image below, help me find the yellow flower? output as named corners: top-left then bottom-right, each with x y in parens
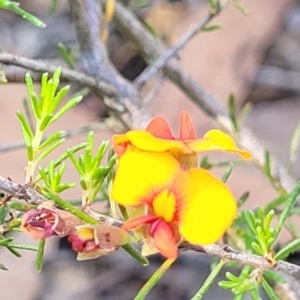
top-left (113, 111), bottom-right (251, 169)
top-left (111, 149), bottom-right (237, 258)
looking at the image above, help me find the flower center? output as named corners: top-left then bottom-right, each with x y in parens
top-left (152, 189), bottom-right (176, 222)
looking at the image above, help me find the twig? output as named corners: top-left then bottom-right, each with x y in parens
top-left (134, 10), bottom-right (220, 88)
top-left (182, 243), bottom-right (300, 279)
top-left (69, 0), bottom-right (151, 129)
top-left (0, 175), bottom-right (45, 205)
top-left (0, 52), bottom-right (118, 97)
top-left (1, 173), bottom-right (300, 281)
top-left (111, 0), bottom-right (297, 194)
top-left (0, 120), bottom-right (114, 153)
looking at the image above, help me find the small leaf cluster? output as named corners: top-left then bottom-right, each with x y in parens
top-left (68, 132), bottom-right (116, 206)
top-left (17, 68), bottom-right (82, 183)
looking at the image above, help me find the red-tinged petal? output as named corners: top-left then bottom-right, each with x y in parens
top-left (112, 134), bottom-right (131, 157)
top-left (122, 214), bottom-right (158, 231)
top-left (174, 168), bottom-right (237, 245)
top-left (151, 219), bottom-right (178, 258)
top-left (146, 116), bottom-right (174, 139)
top-left (187, 129), bottom-right (252, 159)
top-left (179, 111), bottom-right (197, 140)
top-left (111, 149), bottom-right (181, 206)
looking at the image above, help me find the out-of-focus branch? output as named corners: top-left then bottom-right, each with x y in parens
top-left (0, 52), bottom-right (118, 97)
top-left (0, 121), bottom-right (114, 153)
top-left (111, 0), bottom-right (297, 194)
top-left (69, 0), bottom-right (151, 129)
top-left (134, 9), bottom-right (221, 88)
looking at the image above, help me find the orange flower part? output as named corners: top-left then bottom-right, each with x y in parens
top-left (68, 224), bottom-right (129, 260)
top-left (111, 149), bottom-right (237, 258)
top-left (113, 111), bottom-right (251, 168)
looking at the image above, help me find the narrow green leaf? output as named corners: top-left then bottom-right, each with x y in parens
top-left (0, 263), bottom-right (8, 270)
top-left (263, 271), bottom-right (286, 283)
top-left (222, 162), bottom-right (234, 183)
top-left (39, 113), bottom-right (53, 131)
top-left (6, 245), bottom-right (21, 257)
top-left (58, 43), bottom-right (74, 69)
top-left (263, 209), bottom-right (274, 233)
top-left (35, 142), bottom-right (87, 183)
top-left (67, 150), bottom-right (85, 176)
top-left (288, 119), bottom-right (300, 172)
top-left (134, 258), bottom-right (175, 300)
top-left (10, 244), bottom-right (38, 251)
top-left (251, 242), bottom-right (263, 255)
top-left (231, 0), bottom-right (248, 15)
top-left (50, 85), bottom-right (70, 112)
top-left (264, 151), bottom-right (272, 179)
top-left (16, 110), bottom-right (34, 142)
top-left (37, 138), bottom-right (65, 162)
top-left (122, 243), bottom-right (149, 266)
top-left (48, 0), bottom-right (58, 15)
top-left (243, 210), bottom-right (256, 234)
top-left (237, 191), bottom-right (249, 207)
top-left (191, 259), bottom-right (226, 300)
top-left (261, 277), bottom-right (280, 300)
top-left (0, 238), bottom-right (14, 246)
top-left (25, 72), bottom-right (41, 120)
top-left (201, 24), bottom-right (222, 31)
top-left (39, 131), bottom-right (64, 150)
top-left (50, 96), bottom-right (82, 124)
top-left (228, 94), bottom-right (239, 133)
top-left (275, 238), bottom-right (300, 260)
top-left (199, 156), bottom-right (212, 169)
top-left (36, 239), bottom-right (45, 272)
top-left (27, 144), bottom-right (34, 161)
top-left (274, 181), bottom-right (300, 241)
top-left (39, 72), bottom-right (49, 109)
top-left (0, 1), bottom-right (46, 27)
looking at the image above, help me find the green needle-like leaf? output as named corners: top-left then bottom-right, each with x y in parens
top-left (222, 162), bottom-right (234, 183)
top-left (275, 238), bottom-right (300, 260)
top-left (261, 277), bottom-right (280, 300)
top-left (36, 239), bottom-right (45, 272)
top-left (37, 138), bottom-right (65, 162)
top-left (134, 258), bottom-right (175, 300)
top-left (50, 96), bottom-right (82, 124)
top-left (0, 0), bottom-right (46, 27)
top-left (274, 181), bottom-right (300, 241)
top-left (191, 259), bottom-right (226, 300)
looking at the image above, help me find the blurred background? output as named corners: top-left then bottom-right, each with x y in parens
top-left (0, 0), bottom-right (299, 299)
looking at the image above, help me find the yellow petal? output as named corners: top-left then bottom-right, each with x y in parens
top-left (152, 189), bottom-right (176, 222)
top-left (120, 131), bottom-right (189, 153)
top-left (175, 168), bottom-right (237, 245)
top-left (187, 129), bottom-right (252, 159)
top-left (111, 149), bottom-right (181, 206)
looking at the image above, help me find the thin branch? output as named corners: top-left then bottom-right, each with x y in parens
top-left (0, 120), bottom-right (114, 153)
top-left (0, 52), bottom-right (118, 97)
top-left (69, 0), bottom-right (151, 129)
top-left (134, 10), bottom-right (220, 88)
top-left (182, 243), bottom-right (300, 279)
top-left (0, 175), bottom-right (45, 205)
top-left (1, 173), bottom-right (300, 280)
top-left (111, 0), bottom-right (297, 194)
